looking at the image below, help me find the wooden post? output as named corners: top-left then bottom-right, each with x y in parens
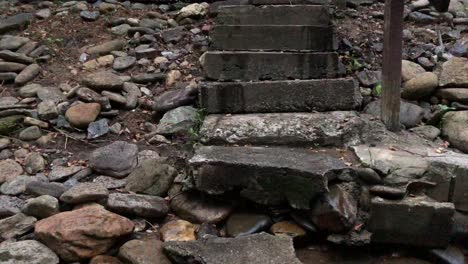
top-left (381, 0), bottom-right (404, 131)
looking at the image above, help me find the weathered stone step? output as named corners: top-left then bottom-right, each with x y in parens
top-left (189, 145), bottom-right (353, 209)
top-left (199, 111), bottom-right (364, 146)
top-left (211, 25), bottom-right (336, 51)
top-left (200, 78), bottom-right (361, 113)
top-left (200, 51), bottom-right (340, 81)
top-left (216, 5), bottom-right (331, 26)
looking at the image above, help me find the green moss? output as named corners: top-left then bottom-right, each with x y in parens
top-left (0, 115), bottom-right (24, 135)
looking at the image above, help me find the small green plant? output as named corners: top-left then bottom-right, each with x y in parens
top-left (374, 83), bottom-right (382, 96)
top-left (45, 37), bottom-right (63, 45)
top-left (188, 108), bottom-right (206, 142)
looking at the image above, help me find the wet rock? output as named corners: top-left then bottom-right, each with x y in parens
top-left (60, 182), bottom-right (109, 204)
top-left (106, 192), bottom-right (168, 218)
top-left (118, 239), bottom-right (171, 264)
top-left (0, 195), bottom-right (25, 217)
top-left (402, 72), bottom-right (438, 100)
top-left (442, 111), bottom-right (468, 153)
top-left (0, 159), bottom-right (23, 183)
top-left (82, 71), bottom-right (124, 91)
top-left (0, 13), bottom-right (33, 34)
top-left (35, 205), bottom-right (134, 262)
top-left (37, 100), bottom-right (58, 120)
top-left (65, 102), bottom-right (101, 128)
top-left (0, 213), bottom-right (36, 240)
top-left (25, 181), bottom-right (67, 198)
top-left (89, 141), bottom-right (138, 177)
top-left (22, 195), bottom-right (60, 219)
top-left (0, 240), bottom-right (59, 264)
top-left (125, 159), bottom-right (176, 196)
top-left (363, 99), bottom-right (425, 128)
top-left (18, 125), bottom-right (42, 141)
top-left (48, 165), bottom-right (85, 181)
top-left (15, 64), bottom-right (41, 85)
top-left (402, 59), bottom-right (426, 82)
top-left (156, 106), bottom-right (198, 135)
top-left (369, 196), bottom-right (454, 247)
top-left (437, 88), bottom-right (468, 103)
top-left (160, 219), bottom-right (196, 242)
top-left (87, 39), bottom-right (126, 56)
top-left (439, 57), bottom-right (468, 87)
top-left (309, 184), bottom-right (357, 233)
top-left (170, 191), bottom-right (232, 224)
top-left (270, 221), bottom-right (307, 239)
top-left (226, 213), bottom-right (272, 237)
top-left (80, 10), bottom-right (100, 21)
top-left (163, 233), bottom-right (302, 264)
top-left (113, 56), bottom-right (136, 71)
top-left (1, 175), bottom-right (34, 195)
top-left (153, 85), bottom-right (198, 112)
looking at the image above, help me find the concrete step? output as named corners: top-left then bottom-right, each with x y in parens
top-left (189, 145), bottom-right (354, 209)
top-left (199, 111), bottom-right (364, 146)
top-left (200, 51), bottom-right (340, 81)
top-left (216, 5), bottom-right (331, 26)
top-left (210, 25), bottom-right (336, 51)
top-left (200, 78), bottom-right (361, 113)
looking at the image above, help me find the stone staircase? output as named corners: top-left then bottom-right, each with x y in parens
top-left (190, 2), bottom-right (363, 210)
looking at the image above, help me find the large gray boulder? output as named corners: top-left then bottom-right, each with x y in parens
top-left (0, 240), bottom-right (59, 264)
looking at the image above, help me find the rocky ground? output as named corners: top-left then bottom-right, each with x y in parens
top-left (0, 0), bottom-right (467, 263)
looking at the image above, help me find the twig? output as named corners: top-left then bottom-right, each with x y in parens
top-left (52, 127), bottom-right (97, 147)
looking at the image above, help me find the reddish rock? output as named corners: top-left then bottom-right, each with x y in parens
top-left (89, 255), bottom-right (123, 264)
top-left (65, 103), bottom-right (101, 128)
top-left (35, 205), bottom-right (134, 262)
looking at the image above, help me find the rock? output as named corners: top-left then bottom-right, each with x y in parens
top-left (102, 90), bottom-right (126, 104)
top-left (0, 72), bottom-right (17, 81)
top-left (82, 71), bottom-right (124, 91)
top-left (270, 221), bottom-right (307, 239)
top-left (0, 138), bottom-right (10, 150)
top-left (0, 13), bottom-right (33, 34)
top-left (0, 240), bottom-right (59, 264)
top-left (90, 255), bottom-right (123, 264)
top-left (369, 196), bottom-right (454, 247)
top-left (309, 184), bottom-right (357, 233)
top-left (131, 72), bottom-right (165, 84)
top-left (197, 223), bottom-right (219, 239)
top-left (363, 99), bottom-right (425, 128)
top-left (48, 165), bottom-right (85, 181)
top-left (25, 181), bottom-right (67, 198)
top-left (22, 195), bottom-right (60, 219)
top-left (18, 126), bottom-right (42, 141)
top-left (163, 233), bottom-right (302, 264)
top-left (0, 61), bottom-right (27, 72)
top-left (88, 118), bottom-right (109, 139)
top-left (153, 85), bottom-right (198, 112)
top-left (35, 205), bottom-right (134, 262)
top-left (226, 213), bottom-right (272, 237)
top-left (1, 175), bottom-right (34, 195)
top-left (402, 72), bottom-right (438, 100)
top-left (113, 56), bottom-right (136, 71)
top-left (37, 100), bottom-right (58, 120)
top-left (408, 11), bottom-right (437, 23)
top-left (369, 185), bottom-right (406, 199)
top-left (0, 35), bottom-right (29, 50)
top-left (0, 195), bottom-right (25, 217)
top-left (177, 3), bottom-right (209, 20)
top-left (0, 213), bottom-right (36, 240)
top-left (450, 38), bottom-right (467, 57)
top-left (106, 192), bottom-right (168, 218)
top-left (36, 9), bottom-right (51, 19)
top-left (160, 219), bottom-right (196, 242)
top-left (170, 191), bottom-right (233, 224)
top-left (77, 87), bottom-right (102, 102)
top-left (442, 111), bottom-right (468, 153)
top-left (24, 117), bottom-right (48, 129)
top-left (65, 103), bottom-right (101, 128)
top-left (439, 57), bottom-right (468, 87)
top-left (89, 141), bottom-right (138, 178)
top-left (0, 115), bottom-right (23, 135)
top-left (111, 24), bottom-right (131, 35)
top-left (123, 82), bottom-right (140, 110)
top-left (125, 159), bottom-right (177, 196)
top-left (0, 159), bottom-right (23, 184)
top-left (437, 88), bottom-right (468, 103)
top-left (87, 39), bottom-right (126, 56)
top-left (15, 64), bottom-right (41, 85)
top-left (19, 83), bottom-right (41, 97)
top-left (93, 176), bottom-right (127, 189)
top-left (37, 86), bottom-right (64, 103)
top-left (409, 125), bottom-right (441, 140)
top-left (80, 10), bottom-right (100, 21)
top-left (354, 167), bottom-right (383, 184)
top-left (162, 27), bottom-right (185, 43)
top-left (60, 182), bottom-right (109, 204)
top-left (156, 106), bottom-right (198, 135)
top-left (402, 59), bottom-right (426, 82)
top-left (0, 50), bottom-right (34, 64)
top-left (356, 70), bottom-right (381, 87)
top-left (118, 239), bottom-right (171, 264)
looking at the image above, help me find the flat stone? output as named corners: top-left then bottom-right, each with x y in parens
top-left (216, 5), bottom-right (331, 25)
top-left (437, 88), bottom-right (468, 103)
top-left (0, 159), bottom-right (24, 183)
top-left (80, 10), bottom-right (100, 21)
top-left (199, 111), bottom-right (363, 147)
top-left (25, 181), bottom-right (67, 198)
top-left (15, 64), bottom-right (41, 85)
top-left (106, 192), bottom-right (168, 218)
top-left (82, 71), bottom-right (124, 91)
top-left (0, 35), bottom-right (29, 50)
top-left (125, 159), bottom-right (177, 196)
top-left (18, 126), bottom-right (42, 141)
top-left (0, 240), bottom-right (59, 264)
top-left (160, 219), bottom-right (197, 242)
top-left (118, 239), bottom-right (171, 264)
top-left (226, 213), bottom-right (272, 237)
top-left (0, 13), bottom-right (33, 34)
top-left (1, 175), bottom-right (35, 195)
top-left (48, 165), bottom-right (85, 181)
top-left (112, 56), bottom-right (136, 71)
top-left (211, 25), bottom-right (336, 51)
top-left (200, 79), bottom-right (361, 113)
top-left (163, 233), bottom-right (302, 264)
top-left (190, 146), bottom-right (350, 209)
top-left (0, 195), bottom-right (25, 217)
top-left (0, 72), bottom-right (17, 81)
top-left (0, 50), bottom-right (34, 64)
top-left (439, 57), bottom-right (468, 87)
top-left (368, 196), bottom-right (454, 247)
top-left (102, 90), bottom-right (127, 104)
top-left (87, 118), bottom-right (109, 139)
top-left (156, 106), bottom-right (198, 135)
top-left (35, 205), bottom-right (134, 262)
top-left (0, 213), bottom-right (36, 240)
top-left (89, 141), bottom-right (138, 177)
top-left (36, 86), bottom-right (64, 103)
top-left (0, 61), bottom-right (27, 72)
top-left (131, 72), bottom-right (165, 84)
top-left (93, 176), bottom-right (127, 189)
top-left (153, 86), bottom-right (198, 112)
top-left (201, 51), bottom-right (339, 81)
top-left (60, 182), bottom-right (109, 204)
top-left (87, 39), bottom-right (126, 56)
top-left (22, 195), bottom-right (60, 219)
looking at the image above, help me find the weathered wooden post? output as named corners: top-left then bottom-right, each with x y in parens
top-left (381, 0), bottom-right (404, 131)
